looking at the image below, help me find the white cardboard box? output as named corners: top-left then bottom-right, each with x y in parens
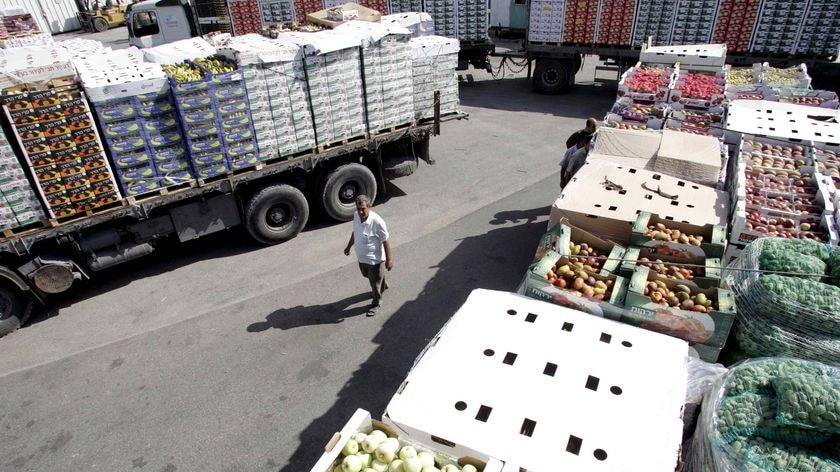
top-left (384, 289), bottom-right (688, 472)
top-left (726, 99), bottom-right (840, 144)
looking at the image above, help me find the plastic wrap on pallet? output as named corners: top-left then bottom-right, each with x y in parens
top-left (669, 0), bottom-right (718, 46)
top-left (409, 35), bottom-right (459, 121)
top-left (723, 238), bottom-right (840, 365)
top-left (335, 21), bottom-right (414, 132)
top-left (381, 12), bottom-right (434, 37)
top-left (685, 357), bottom-right (840, 472)
top-left (0, 125), bottom-right (46, 231)
top-left (423, 0), bottom-right (456, 39)
top-left (0, 82), bottom-right (122, 219)
top-left (749, 0), bottom-right (807, 56)
top-left (527, 0), bottom-right (564, 43)
top-left (631, 0), bottom-right (676, 47)
top-left (2, 32), bottom-right (53, 48)
top-left (143, 38), bottom-right (217, 65)
top-left (55, 38), bottom-right (112, 59)
top-left (562, 0), bottom-right (597, 43)
top-left (794, 0), bottom-right (840, 58)
top-left (595, 0), bottom-right (634, 46)
top-left (712, 0), bottom-right (761, 53)
top-left (387, 0), bottom-right (422, 14)
top-left (259, 0), bottom-right (297, 25)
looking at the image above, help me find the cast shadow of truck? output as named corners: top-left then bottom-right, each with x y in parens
top-left (277, 205), bottom-right (548, 471)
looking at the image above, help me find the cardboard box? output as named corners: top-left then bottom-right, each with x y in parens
top-left (384, 289), bottom-right (687, 472)
top-left (619, 246), bottom-right (721, 288)
top-left (630, 211), bottom-right (726, 258)
top-left (535, 219), bottom-right (625, 276)
top-left (624, 266), bottom-right (736, 347)
top-left (525, 252), bottom-right (627, 320)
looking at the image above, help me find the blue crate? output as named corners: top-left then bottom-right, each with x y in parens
top-left (156, 159), bottom-right (190, 174)
top-left (109, 134), bottom-right (147, 154)
top-left (143, 116), bottom-right (179, 133)
top-left (185, 122), bottom-right (220, 140)
top-left (135, 91), bottom-right (171, 104)
top-left (188, 137), bottom-right (224, 154)
top-left (194, 163), bottom-right (230, 179)
top-left (213, 84), bottom-right (246, 101)
top-left (219, 114), bottom-right (251, 130)
top-left (147, 130), bottom-right (184, 148)
top-left (223, 126), bottom-right (254, 146)
top-left (169, 76), bottom-right (212, 96)
top-left (190, 151), bottom-right (227, 167)
top-left (152, 145), bottom-right (188, 163)
top-left (210, 69), bottom-right (245, 86)
top-left (123, 179), bottom-right (162, 196)
top-left (118, 164), bottom-right (157, 182)
top-left (93, 98), bottom-right (136, 123)
top-left (162, 170), bottom-right (194, 185)
top-left (181, 107), bottom-right (216, 125)
top-left (216, 100), bottom-right (248, 116)
top-left (103, 119), bottom-right (144, 139)
top-left (114, 150), bottom-right (152, 169)
top-left (225, 139), bottom-right (258, 158)
top-left (138, 100), bottom-right (176, 118)
top-left (229, 153), bottom-right (259, 170)
top-left (177, 94), bottom-right (215, 111)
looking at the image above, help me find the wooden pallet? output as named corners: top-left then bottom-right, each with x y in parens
top-left (124, 180), bottom-right (198, 205)
top-left (196, 164), bottom-right (263, 186)
top-left (315, 134), bottom-right (369, 154)
top-left (369, 122), bottom-right (414, 137)
top-left (2, 220), bottom-right (49, 239)
top-left (527, 41), bottom-right (562, 47)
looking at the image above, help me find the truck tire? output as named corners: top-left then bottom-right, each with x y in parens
top-left (245, 184), bottom-right (309, 245)
top-left (382, 154), bottom-right (418, 179)
top-left (533, 59), bottom-right (571, 94)
top-left (319, 163), bottom-right (377, 221)
top-left (93, 17), bottom-right (109, 32)
top-left (0, 285), bottom-right (34, 338)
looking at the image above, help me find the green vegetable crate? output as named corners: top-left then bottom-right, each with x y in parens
top-left (534, 218), bottom-right (625, 276)
top-left (624, 266), bottom-right (736, 347)
top-left (619, 246), bottom-right (722, 289)
top-left (631, 211), bottom-right (727, 258)
top-left (524, 251), bottom-right (627, 320)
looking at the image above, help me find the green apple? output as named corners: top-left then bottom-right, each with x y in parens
top-left (440, 465), bottom-right (460, 472)
top-left (461, 465), bottom-right (478, 472)
top-left (375, 442), bottom-right (398, 463)
top-left (403, 457), bottom-right (424, 472)
top-left (342, 439), bottom-right (360, 456)
top-left (370, 460), bottom-right (389, 472)
top-left (362, 435), bottom-right (385, 453)
top-left (357, 453), bottom-right (372, 468)
top-left (382, 438), bottom-right (400, 452)
top-left (399, 446), bottom-right (418, 460)
top-left (418, 452), bottom-right (435, 468)
top-left (388, 460), bottom-right (405, 472)
top-left (421, 466), bottom-right (440, 472)
top-left (353, 432), bottom-right (369, 443)
top-left (342, 455), bottom-right (363, 472)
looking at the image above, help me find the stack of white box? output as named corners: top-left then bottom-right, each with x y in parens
top-left (142, 38), bottom-right (217, 65)
top-left (0, 128), bottom-right (44, 232)
top-left (424, 0), bottom-right (457, 38)
top-left (528, 0), bottom-right (564, 43)
top-left (381, 12), bottom-right (436, 37)
top-left (457, 0), bottom-right (488, 41)
top-left (384, 289), bottom-right (689, 472)
top-left (409, 35), bottom-right (459, 121)
top-left (283, 31), bottom-right (367, 147)
top-left (336, 21), bottom-right (414, 132)
top-left (387, 0), bottom-right (423, 14)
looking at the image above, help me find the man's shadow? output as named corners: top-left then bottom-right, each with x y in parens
top-left (247, 293), bottom-right (371, 332)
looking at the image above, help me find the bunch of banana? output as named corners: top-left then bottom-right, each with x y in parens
top-left (162, 63), bottom-right (203, 83)
top-left (194, 56), bottom-right (236, 74)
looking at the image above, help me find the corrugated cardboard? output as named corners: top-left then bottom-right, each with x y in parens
top-left (548, 161), bottom-right (730, 243)
top-left (307, 3), bottom-right (382, 28)
top-left (384, 289), bottom-right (688, 472)
top-left (727, 99), bottom-right (840, 144)
top-left (591, 127), bottom-right (660, 169)
top-left (654, 130), bottom-right (722, 187)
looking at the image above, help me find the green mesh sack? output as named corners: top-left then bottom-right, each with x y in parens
top-left (762, 238), bottom-right (831, 262)
top-left (774, 374), bottom-right (840, 435)
top-left (733, 318), bottom-right (840, 367)
top-left (717, 394), bottom-right (834, 446)
top-left (731, 436), bottom-right (840, 472)
top-left (829, 250), bottom-right (840, 287)
top-left (754, 275), bottom-right (840, 335)
top-left (725, 359), bottom-right (839, 396)
top-left (759, 250), bottom-right (826, 281)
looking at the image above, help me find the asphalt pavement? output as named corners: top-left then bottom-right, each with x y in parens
top-left (0, 47), bottom-right (616, 470)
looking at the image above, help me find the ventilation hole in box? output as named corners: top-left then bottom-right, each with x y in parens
top-left (619, 190), bottom-right (626, 195)
top-left (585, 375), bottom-right (600, 391)
top-left (652, 174), bottom-right (661, 180)
top-left (507, 309), bottom-right (517, 316)
top-left (525, 313), bottom-right (537, 323)
top-left (687, 204), bottom-right (694, 208)
top-left (594, 449), bottom-right (608, 461)
top-left (622, 340), bottom-right (633, 347)
top-left (815, 132), bottom-right (822, 137)
top-left (562, 321), bottom-right (574, 332)
top-left (769, 127), bottom-right (775, 131)
top-left (566, 435), bottom-right (582, 455)
top-left (692, 185), bottom-right (699, 189)
top-left (475, 405), bottom-right (492, 422)
top-left (544, 362), bottom-right (557, 377)
top-left (670, 201), bottom-right (679, 206)
top-left (629, 168), bottom-right (636, 173)
top-left (431, 435), bottom-right (456, 448)
top-left (792, 130), bottom-right (798, 134)
top-left (644, 194), bottom-right (652, 200)
top-left (520, 418), bottom-right (536, 437)
top-left (610, 386), bottom-right (623, 395)
top-left (635, 209), bottom-right (640, 214)
top-left (665, 216), bottom-right (674, 220)
top-left (600, 332), bottom-right (612, 343)
top-left (677, 181), bottom-right (685, 187)
top-left (484, 349), bottom-right (495, 357)
top-left (594, 204), bottom-right (601, 208)
top-left (455, 401), bottom-right (467, 411)
top-left (608, 206), bottom-right (617, 211)
top-left (503, 352), bottom-right (518, 365)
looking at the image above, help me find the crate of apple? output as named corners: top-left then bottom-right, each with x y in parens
top-left (742, 211), bottom-right (828, 241)
top-left (674, 72), bottom-right (724, 99)
top-left (622, 67), bottom-right (672, 93)
top-left (644, 223), bottom-right (704, 246)
top-left (566, 241), bottom-right (609, 272)
top-left (741, 139), bottom-right (807, 161)
top-left (761, 66), bottom-right (810, 88)
top-left (334, 429), bottom-right (477, 472)
top-left (544, 263), bottom-right (615, 301)
top-left (643, 280), bottom-right (717, 313)
top-left (637, 257), bottom-right (703, 281)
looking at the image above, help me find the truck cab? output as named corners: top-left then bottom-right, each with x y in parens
top-left (127, 0), bottom-right (198, 48)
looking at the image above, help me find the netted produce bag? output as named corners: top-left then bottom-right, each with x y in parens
top-left (724, 238), bottom-right (840, 363)
top-left (685, 357), bottom-right (840, 472)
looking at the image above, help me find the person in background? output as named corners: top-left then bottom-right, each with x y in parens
top-left (344, 195), bottom-right (393, 316)
top-left (561, 134), bottom-right (593, 187)
top-left (565, 117), bottom-right (599, 149)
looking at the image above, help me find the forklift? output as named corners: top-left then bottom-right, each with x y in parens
top-left (77, 0), bottom-right (129, 32)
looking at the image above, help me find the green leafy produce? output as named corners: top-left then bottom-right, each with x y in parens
top-left (828, 250), bottom-right (840, 287)
top-left (759, 250), bottom-right (826, 281)
top-left (762, 238), bottom-right (830, 262)
top-left (729, 437), bottom-right (840, 472)
top-left (725, 359), bottom-right (837, 396)
top-left (774, 374), bottom-right (840, 434)
top-left (758, 275), bottom-right (840, 335)
top-left (717, 393), bottom-right (834, 446)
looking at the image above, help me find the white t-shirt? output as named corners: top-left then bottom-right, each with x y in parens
top-left (353, 210), bottom-right (389, 265)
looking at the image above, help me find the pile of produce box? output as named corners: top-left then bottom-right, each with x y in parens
top-left (281, 30), bottom-right (367, 147)
top-left (669, 0), bottom-right (717, 45)
top-left (76, 52), bottom-right (195, 197)
top-left (526, 0), bottom-right (564, 43)
top-left (0, 126), bottom-right (46, 232)
top-left (605, 99), bottom-right (665, 131)
top-left (0, 46), bottom-right (121, 220)
top-left (335, 21), bottom-right (415, 132)
top-left (749, 0), bottom-right (806, 55)
top-left (712, 0), bottom-right (761, 53)
top-left (616, 64), bottom-right (675, 104)
top-left (423, 0), bottom-right (456, 38)
top-left (814, 143), bottom-right (840, 190)
top-left (686, 358), bottom-right (840, 472)
top-left (669, 69), bottom-right (726, 110)
top-left (594, 0), bottom-right (633, 46)
top-left (259, 0), bottom-right (297, 25)
top-left (795, 0), bottom-right (840, 57)
top-left (381, 289), bottom-right (689, 471)
top-left (457, 0), bottom-right (488, 42)
top-left (381, 12), bottom-right (435, 37)
top-left (0, 13), bottom-right (40, 41)
top-left (409, 35), bottom-right (459, 121)
top-left (631, 0), bottom-right (676, 47)
top-left (228, 0), bottom-right (262, 36)
top-left (561, 0), bottom-right (596, 43)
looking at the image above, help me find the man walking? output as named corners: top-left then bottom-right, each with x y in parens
top-left (344, 195), bottom-right (393, 316)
